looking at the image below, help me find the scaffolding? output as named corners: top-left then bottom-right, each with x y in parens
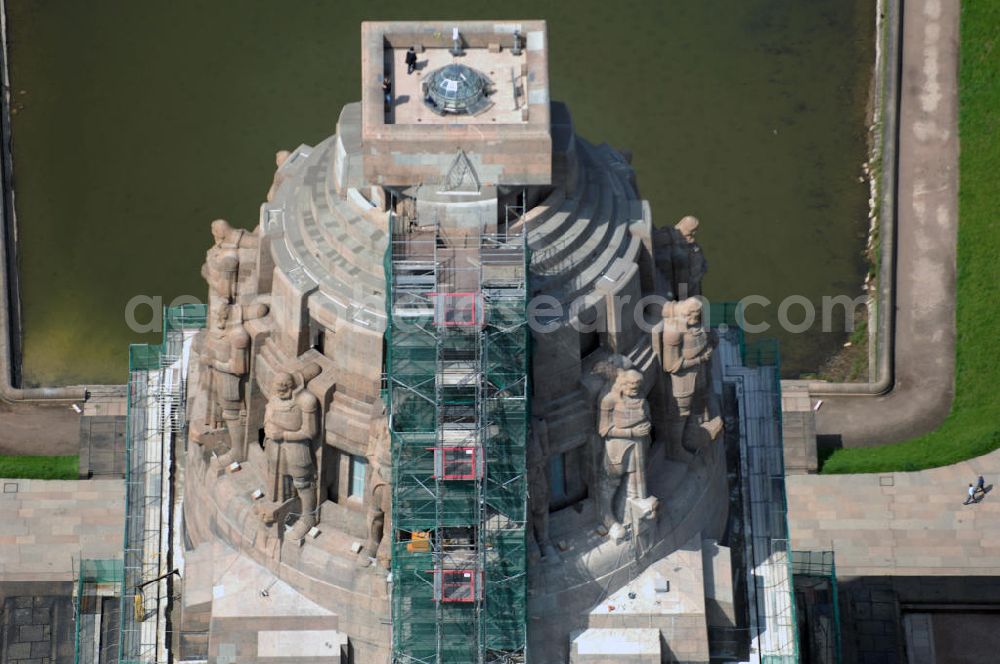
top-left (714, 306), bottom-right (799, 664)
top-left (792, 550), bottom-right (842, 663)
top-left (386, 207), bottom-right (528, 664)
top-left (74, 559), bottom-right (124, 664)
top-left (119, 304), bottom-right (205, 664)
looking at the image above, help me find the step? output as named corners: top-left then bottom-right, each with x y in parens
top-left (300, 141), bottom-right (387, 292)
top-left (543, 198), bottom-right (630, 302)
top-left (294, 186), bottom-right (384, 298)
top-left (277, 187), bottom-right (350, 317)
top-left (533, 162), bottom-right (615, 277)
top-left (529, 159), bottom-right (590, 249)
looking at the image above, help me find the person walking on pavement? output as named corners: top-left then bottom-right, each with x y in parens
top-left (975, 475), bottom-right (986, 499)
top-left (964, 483), bottom-right (976, 505)
top-left (406, 46), bottom-right (418, 74)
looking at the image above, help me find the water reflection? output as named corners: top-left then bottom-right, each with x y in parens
top-left (7, 0), bottom-right (873, 385)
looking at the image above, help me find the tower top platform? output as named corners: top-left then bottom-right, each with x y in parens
top-left (360, 20), bottom-right (552, 187)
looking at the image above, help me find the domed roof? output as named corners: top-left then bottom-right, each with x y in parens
top-left (423, 64), bottom-right (491, 115)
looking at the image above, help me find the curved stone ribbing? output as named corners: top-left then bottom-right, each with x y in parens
top-left (529, 138), bottom-right (644, 316)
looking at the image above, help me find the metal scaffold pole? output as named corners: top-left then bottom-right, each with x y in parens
top-left (387, 200), bottom-right (528, 664)
top-left (119, 305), bottom-right (206, 664)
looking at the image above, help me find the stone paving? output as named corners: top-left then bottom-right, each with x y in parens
top-left (78, 416), bottom-right (126, 479)
top-left (0, 594), bottom-right (72, 664)
top-left (787, 449), bottom-right (1000, 577)
top-left (0, 479), bottom-right (124, 582)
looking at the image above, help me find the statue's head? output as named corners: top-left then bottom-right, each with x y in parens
top-left (275, 150), bottom-right (291, 168)
top-left (676, 215), bottom-right (700, 244)
top-left (272, 372), bottom-right (296, 399)
top-left (592, 354), bottom-right (632, 385)
top-left (210, 219), bottom-right (233, 245)
top-left (678, 298), bottom-right (703, 328)
top-left (620, 369), bottom-right (643, 398)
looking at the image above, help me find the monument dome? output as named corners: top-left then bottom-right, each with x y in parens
top-left (423, 63), bottom-right (492, 114)
top-left (159, 19), bottom-right (792, 664)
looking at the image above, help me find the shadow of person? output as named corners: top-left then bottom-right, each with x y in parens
top-left (395, 95), bottom-right (410, 105)
top-left (972, 485), bottom-right (992, 503)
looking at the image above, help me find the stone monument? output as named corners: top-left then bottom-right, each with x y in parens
top-left (596, 368), bottom-right (656, 541)
top-left (176, 21), bottom-right (738, 663)
top-left (197, 304), bottom-right (250, 465)
top-left (528, 417), bottom-right (559, 560)
top-left (654, 297), bottom-right (724, 457)
top-left (255, 370), bottom-right (320, 541)
top-left (672, 215), bottom-right (708, 298)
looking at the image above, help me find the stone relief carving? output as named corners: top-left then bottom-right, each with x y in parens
top-left (440, 149), bottom-right (480, 193)
top-left (654, 297), bottom-right (723, 456)
top-left (201, 219), bottom-right (258, 314)
top-left (359, 409), bottom-right (392, 569)
top-left (596, 367), bottom-right (656, 541)
top-left (671, 215), bottom-right (707, 298)
top-left (255, 370), bottom-right (321, 541)
top-left (201, 304), bottom-right (251, 465)
top-left (528, 418), bottom-right (559, 560)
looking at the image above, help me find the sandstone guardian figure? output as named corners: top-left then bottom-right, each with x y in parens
top-left (528, 418), bottom-right (559, 560)
top-left (654, 298), bottom-right (722, 455)
top-left (259, 371), bottom-right (320, 541)
top-left (671, 215), bottom-right (708, 298)
top-left (203, 305), bottom-right (250, 465)
top-left (359, 410), bottom-right (392, 568)
top-left (596, 369), bottom-right (652, 539)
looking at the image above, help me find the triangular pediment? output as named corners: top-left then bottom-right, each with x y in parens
top-left (440, 150), bottom-right (481, 193)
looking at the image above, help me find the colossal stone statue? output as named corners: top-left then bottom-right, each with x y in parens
top-left (201, 219), bottom-right (258, 314)
top-left (671, 215), bottom-right (708, 298)
top-left (528, 418), bottom-right (559, 560)
top-left (201, 305), bottom-right (251, 465)
top-left (359, 411), bottom-right (392, 569)
top-left (596, 368), bottom-right (654, 540)
top-left (257, 371), bottom-right (320, 541)
top-left (654, 297), bottom-right (722, 455)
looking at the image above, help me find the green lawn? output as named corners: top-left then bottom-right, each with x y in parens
top-left (0, 455), bottom-right (79, 480)
top-left (822, 2), bottom-right (1000, 473)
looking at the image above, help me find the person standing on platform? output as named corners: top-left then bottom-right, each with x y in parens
top-left (382, 76), bottom-right (392, 109)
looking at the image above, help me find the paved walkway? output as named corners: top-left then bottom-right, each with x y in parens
top-left (0, 479), bottom-right (124, 582)
top-left (0, 400), bottom-right (81, 456)
top-left (787, 449), bottom-right (1000, 577)
top-left (812, 0), bottom-right (959, 446)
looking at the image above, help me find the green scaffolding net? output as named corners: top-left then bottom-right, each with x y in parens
top-left (792, 550), bottom-right (842, 664)
top-left (387, 228), bottom-right (528, 664)
top-left (74, 559), bottom-right (124, 664)
top-left (120, 304), bottom-right (206, 664)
